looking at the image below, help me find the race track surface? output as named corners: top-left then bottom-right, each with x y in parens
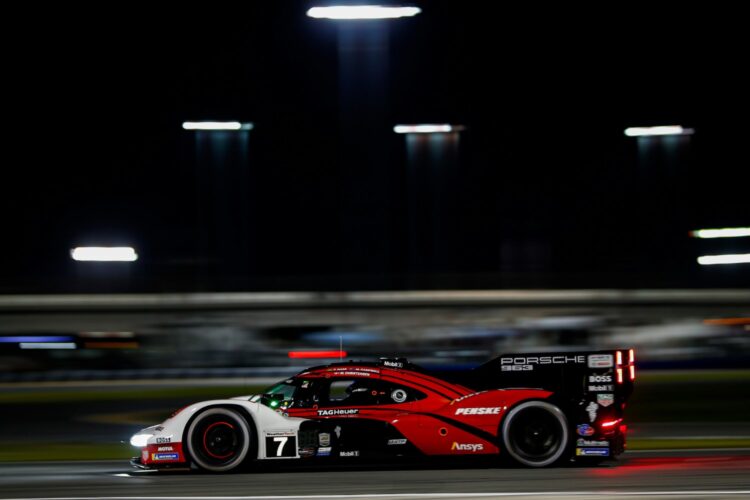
top-left (1, 450), bottom-right (749, 500)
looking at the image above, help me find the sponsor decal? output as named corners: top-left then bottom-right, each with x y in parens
top-left (157, 446), bottom-right (173, 452)
top-left (154, 426), bottom-right (165, 431)
top-left (141, 450), bottom-right (148, 461)
top-left (577, 424), bottom-right (595, 436)
top-left (299, 447), bottom-right (315, 458)
top-left (334, 425), bottom-right (342, 438)
top-left (451, 442), bottom-right (484, 452)
top-left (155, 437), bottom-right (172, 444)
top-left (318, 408), bottom-right (359, 416)
top-left (382, 360), bottom-right (404, 368)
top-left (588, 384), bottom-right (614, 392)
top-left (588, 354), bottom-right (614, 368)
top-left (455, 407), bottom-right (502, 415)
top-left (388, 438), bottom-right (407, 445)
top-left (266, 430), bottom-right (296, 437)
top-left (577, 439), bottom-right (609, 446)
top-left (500, 355), bottom-right (585, 372)
top-left (317, 446), bottom-right (331, 456)
top-left (152, 453), bottom-right (179, 461)
top-left (339, 450), bottom-right (359, 457)
top-left (589, 374), bottom-right (613, 383)
top-left (391, 389), bottom-right (408, 403)
top-left (597, 394), bottom-right (615, 407)
top-left (318, 433), bottom-right (331, 447)
top-left (586, 402), bottom-right (599, 422)
top-left (576, 447), bottom-right (610, 457)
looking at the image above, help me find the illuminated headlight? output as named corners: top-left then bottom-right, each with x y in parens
top-left (129, 433), bottom-right (153, 447)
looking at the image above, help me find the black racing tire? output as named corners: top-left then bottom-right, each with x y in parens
top-left (186, 407), bottom-right (251, 472)
top-left (500, 400), bottom-right (569, 467)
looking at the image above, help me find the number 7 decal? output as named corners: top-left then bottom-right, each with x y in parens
top-left (273, 436), bottom-right (288, 457)
top-left (265, 434), bottom-right (297, 458)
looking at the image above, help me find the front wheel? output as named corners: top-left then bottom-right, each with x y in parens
top-left (186, 407), bottom-right (251, 472)
top-left (501, 400), bottom-right (569, 467)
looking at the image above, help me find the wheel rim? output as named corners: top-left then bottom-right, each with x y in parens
top-left (502, 401), bottom-right (568, 467)
top-left (508, 407), bottom-right (561, 459)
top-left (202, 421), bottom-right (238, 459)
top-left (188, 409), bottom-right (250, 471)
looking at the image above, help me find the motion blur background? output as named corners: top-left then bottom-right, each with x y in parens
top-left (0, 2), bottom-right (748, 462)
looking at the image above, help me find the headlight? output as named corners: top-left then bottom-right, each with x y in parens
top-left (129, 433), bottom-right (153, 447)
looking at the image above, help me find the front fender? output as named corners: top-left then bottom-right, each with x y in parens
top-left (130, 398), bottom-right (307, 465)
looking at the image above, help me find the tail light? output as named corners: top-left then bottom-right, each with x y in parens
top-left (616, 349), bottom-right (636, 383)
top-left (600, 418), bottom-right (622, 428)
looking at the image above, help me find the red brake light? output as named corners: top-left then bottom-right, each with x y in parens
top-left (629, 364), bottom-right (636, 381)
top-left (601, 418), bottom-right (622, 428)
top-left (616, 350), bottom-right (623, 366)
top-left (617, 367), bottom-right (623, 384)
top-left (628, 349), bottom-right (635, 363)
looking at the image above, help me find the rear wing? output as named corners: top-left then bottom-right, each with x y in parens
top-left (464, 349), bottom-right (635, 402)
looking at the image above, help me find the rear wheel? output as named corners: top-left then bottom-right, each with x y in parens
top-left (501, 400), bottom-right (569, 467)
top-left (186, 407), bottom-right (251, 472)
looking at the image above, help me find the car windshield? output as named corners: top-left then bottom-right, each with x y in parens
top-left (250, 378), bottom-right (299, 406)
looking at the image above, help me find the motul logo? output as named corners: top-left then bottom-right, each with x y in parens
top-left (455, 407), bottom-right (501, 415)
top-left (157, 446), bottom-right (173, 451)
top-left (451, 442), bottom-right (484, 452)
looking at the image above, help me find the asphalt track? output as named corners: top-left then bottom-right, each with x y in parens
top-left (1, 450), bottom-right (749, 500)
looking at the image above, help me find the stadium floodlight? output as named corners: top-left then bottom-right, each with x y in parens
top-left (307, 5), bottom-right (421, 20)
top-left (394, 124), bottom-right (464, 134)
top-left (690, 227), bottom-right (750, 239)
top-left (71, 247), bottom-right (138, 262)
top-left (182, 122), bottom-right (253, 131)
top-left (697, 253), bottom-right (750, 265)
top-left (624, 126), bottom-right (694, 137)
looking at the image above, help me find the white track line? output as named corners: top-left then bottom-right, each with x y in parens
top-left (629, 447), bottom-right (750, 453)
top-left (3, 492), bottom-right (750, 500)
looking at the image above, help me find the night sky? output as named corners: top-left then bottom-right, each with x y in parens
top-left (2, 3), bottom-right (748, 292)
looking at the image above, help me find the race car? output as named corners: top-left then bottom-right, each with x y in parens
top-left (130, 349), bottom-right (634, 471)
